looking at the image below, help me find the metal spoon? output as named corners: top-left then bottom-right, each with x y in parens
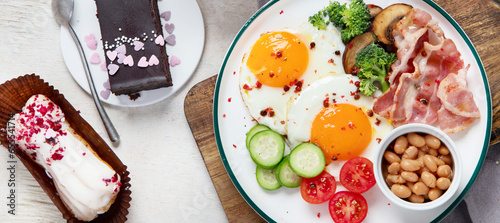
top-left (52, 0), bottom-right (120, 143)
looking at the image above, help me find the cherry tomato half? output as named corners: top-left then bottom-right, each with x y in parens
top-left (339, 156), bottom-right (376, 193)
top-left (300, 171), bottom-right (336, 204)
top-left (329, 191), bottom-right (368, 223)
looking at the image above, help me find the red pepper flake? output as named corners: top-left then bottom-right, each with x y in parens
top-left (280, 120), bottom-right (285, 124)
top-left (348, 43), bottom-right (353, 49)
top-left (260, 110), bottom-right (267, 116)
top-left (233, 71), bottom-right (236, 75)
top-left (421, 51), bottom-right (427, 57)
top-left (354, 94), bottom-right (360, 100)
top-left (435, 79), bottom-right (441, 84)
top-left (243, 84), bottom-right (252, 91)
top-left (375, 118), bottom-right (381, 126)
top-left (328, 58), bottom-right (334, 64)
top-left (341, 127), bottom-right (346, 131)
top-left (256, 81), bottom-right (262, 89)
top-left (283, 85), bottom-right (290, 92)
top-left (82, 152), bottom-right (86, 156)
top-left (367, 110), bottom-right (374, 117)
top-left (323, 97), bottom-right (330, 107)
top-left (228, 98), bottom-right (232, 102)
top-left (233, 144), bottom-right (237, 148)
top-left (317, 213), bottom-right (321, 218)
top-left (279, 10), bottom-right (284, 14)
top-left (269, 72), bottom-right (275, 78)
top-left (223, 114), bottom-right (226, 118)
top-left (310, 42), bottom-right (316, 49)
top-left (440, 48), bottom-right (444, 51)
top-left (376, 138), bottom-right (382, 144)
top-left (334, 50), bottom-right (341, 56)
top-left (354, 81), bottom-right (360, 87)
top-left (276, 51), bottom-right (283, 59)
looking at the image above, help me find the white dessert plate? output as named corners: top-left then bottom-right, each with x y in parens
top-left (214, 0), bottom-right (491, 222)
top-left (61, 0), bottom-right (205, 107)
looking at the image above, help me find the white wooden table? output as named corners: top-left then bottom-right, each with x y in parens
top-left (0, 0), bottom-right (260, 222)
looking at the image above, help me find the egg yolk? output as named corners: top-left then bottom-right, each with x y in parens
top-left (246, 31), bottom-right (309, 87)
top-left (310, 103), bottom-right (372, 164)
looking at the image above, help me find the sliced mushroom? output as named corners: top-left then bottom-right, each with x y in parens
top-left (367, 4), bottom-right (383, 19)
top-left (373, 4), bottom-right (413, 44)
top-left (342, 32), bottom-right (377, 74)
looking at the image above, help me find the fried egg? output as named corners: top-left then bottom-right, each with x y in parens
top-left (286, 75), bottom-right (393, 176)
top-left (239, 22), bottom-right (345, 135)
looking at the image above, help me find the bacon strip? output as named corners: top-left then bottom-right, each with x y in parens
top-left (373, 8), bottom-right (479, 133)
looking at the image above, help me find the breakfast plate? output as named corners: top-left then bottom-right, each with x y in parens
top-left (214, 0), bottom-right (491, 222)
top-left (60, 0), bottom-right (205, 107)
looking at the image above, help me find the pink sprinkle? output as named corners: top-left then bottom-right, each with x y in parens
top-left (100, 89), bottom-right (111, 99)
top-left (115, 44), bottom-right (127, 55)
top-left (100, 62), bottom-right (107, 71)
top-left (164, 23), bottom-right (175, 34)
top-left (155, 35), bottom-right (165, 46)
top-left (108, 64), bottom-right (119, 75)
top-left (89, 53), bottom-right (101, 64)
top-left (117, 54), bottom-right (126, 64)
top-left (85, 34), bottom-right (97, 50)
top-left (138, 56), bottom-right (148, 68)
top-left (103, 80), bottom-right (110, 90)
top-left (133, 41), bottom-right (144, 51)
top-left (106, 50), bottom-right (117, 61)
top-left (123, 55), bottom-right (134, 66)
top-left (170, 55), bottom-right (181, 67)
top-left (165, 34), bottom-right (176, 45)
top-left (160, 11), bottom-right (171, 21)
top-left (148, 55), bottom-right (159, 66)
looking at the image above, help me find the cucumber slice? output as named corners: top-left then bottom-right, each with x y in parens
top-left (246, 124), bottom-right (270, 149)
top-left (289, 143), bottom-right (326, 178)
top-left (256, 166), bottom-right (281, 190)
top-left (275, 155), bottom-right (302, 188)
top-left (248, 130), bottom-right (285, 169)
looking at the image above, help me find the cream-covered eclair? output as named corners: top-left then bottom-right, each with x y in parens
top-left (8, 94), bottom-right (121, 221)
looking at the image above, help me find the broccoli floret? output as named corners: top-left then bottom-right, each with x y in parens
top-left (308, 12), bottom-right (328, 30)
top-left (339, 0), bottom-right (371, 42)
top-left (309, 0), bottom-right (370, 42)
top-left (325, 1), bottom-right (347, 28)
top-left (354, 42), bottom-right (397, 96)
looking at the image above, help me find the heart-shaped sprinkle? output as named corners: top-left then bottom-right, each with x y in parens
top-left (155, 35), bottom-right (165, 46)
top-left (160, 11), bottom-right (171, 21)
top-left (45, 128), bottom-right (57, 139)
top-left (123, 55), bottom-right (134, 66)
top-left (165, 34), bottom-right (176, 46)
top-left (117, 54), bottom-right (126, 64)
top-left (138, 56), bottom-right (148, 68)
top-left (134, 41), bottom-right (144, 51)
top-left (84, 34), bottom-right (94, 42)
top-left (100, 89), bottom-right (111, 100)
top-left (149, 55), bottom-right (159, 66)
top-left (89, 53), bottom-right (101, 64)
top-left (85, 34), bottom-right (98, 50)
top-left (108, 64), bottom-right (119, 75)
top-left (170, 55), bottom-right (181, 67)
top-left (100, 62), bottom-right (107, 71)
top-left (115, 44), bottom-right (126, 55)
top-left (164, 23), bottom-right (175, 34)
top-left (103, 80), bottom-right (110, 90)
top-left (106, 50), bottom-right (117, 61)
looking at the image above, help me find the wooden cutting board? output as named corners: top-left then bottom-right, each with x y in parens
top-left (184, 0), bottom-right (499, 221)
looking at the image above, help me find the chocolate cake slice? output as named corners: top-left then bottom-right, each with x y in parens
top-left (95, 0), bottom-right (172, 95)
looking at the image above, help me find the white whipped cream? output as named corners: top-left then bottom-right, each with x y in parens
top-left (8, 94), bottom-right (120, 221)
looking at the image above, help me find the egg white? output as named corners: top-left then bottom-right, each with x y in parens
top-left (239, 22), bottom-right (345, 135)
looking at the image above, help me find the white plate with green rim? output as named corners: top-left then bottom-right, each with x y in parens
top-left (214, 0), bottom-right (491, 222)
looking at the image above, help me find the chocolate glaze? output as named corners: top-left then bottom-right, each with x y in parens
top-left (95, 0), bottom-right (172, 95)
